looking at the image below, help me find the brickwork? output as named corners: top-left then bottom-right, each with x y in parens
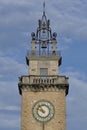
top-left (29, 61), bottom-right (37, 75)
top-left (21, 90), bottom-right (66, 130)
top-left (29, 60), bottom-right (58, 75)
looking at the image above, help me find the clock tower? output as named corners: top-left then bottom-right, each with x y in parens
top-left (18, 2), bottom-right (69, 130)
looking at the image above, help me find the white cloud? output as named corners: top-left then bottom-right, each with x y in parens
top-left (64, 67), bottom-right (87, 81)
top-left (45, 0), bottom-right (87, 44)
top-left (0, 114), bottom-right (20, 128)
top-left (0, 0), bottom-right (33, 5)
top-left (65, 69), bottom-right (87, 129)
top-left (0, 105), bottom-right (20, 111)
top-left (0, 81), bottom-right (20, 104)
top-left (0, 56), bottom-right (27, 80)
top-left (0, 80), bottom-right (20, 129)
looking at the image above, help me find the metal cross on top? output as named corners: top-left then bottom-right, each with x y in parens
top-left (43, 0), bottom-right (45, 15)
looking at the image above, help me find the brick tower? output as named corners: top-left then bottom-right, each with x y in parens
top-left (18, 2), bottom-right (69, 130)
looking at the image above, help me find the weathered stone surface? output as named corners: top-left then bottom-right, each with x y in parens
top-left (21, 91), bottom-right (66, 130)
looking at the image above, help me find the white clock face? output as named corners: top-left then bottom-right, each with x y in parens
top-left (32, 100), bottom-right (55, 123)
top-left (38, 105), bottom-right (49, 118)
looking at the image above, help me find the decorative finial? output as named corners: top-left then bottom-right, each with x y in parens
top-left (43, 0), bottom-right (45, 15)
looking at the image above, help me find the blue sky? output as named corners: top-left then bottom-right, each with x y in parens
top-left (0, 0), bottom-right (87, 130)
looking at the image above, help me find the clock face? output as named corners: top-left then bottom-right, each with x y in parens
top-left (32, 100), bottom-right (55, 123)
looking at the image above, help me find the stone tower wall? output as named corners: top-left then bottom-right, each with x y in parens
top-left (21, 90), bottom-right (66, 130)
top-left (29, 60), bottom-right (59, 75)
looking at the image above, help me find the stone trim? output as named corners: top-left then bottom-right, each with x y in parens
top-left (18, 83), bottom-right (69, 95)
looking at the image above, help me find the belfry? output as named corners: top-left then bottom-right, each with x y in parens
top-left (18, 2), bottom-right (69, 130)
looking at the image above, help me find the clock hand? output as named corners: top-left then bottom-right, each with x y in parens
top-left (39, 108), bottom-right (45, 113)
top-left (38, 105), bottom-right (46, 113)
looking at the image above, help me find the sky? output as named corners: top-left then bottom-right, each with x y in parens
top-left (0, 0), bottom-right (87, 130)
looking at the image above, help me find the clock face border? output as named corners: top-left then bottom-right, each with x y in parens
top-left (32, 99), bottom-right (55, 123)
